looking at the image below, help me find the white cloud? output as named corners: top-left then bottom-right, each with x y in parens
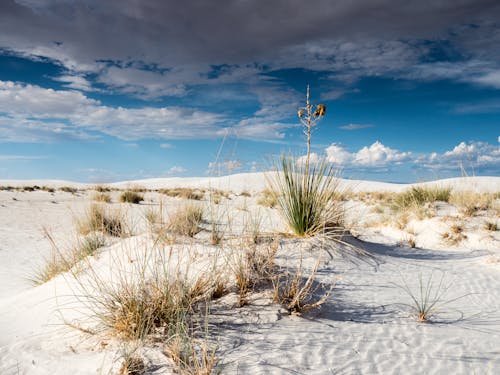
top-left (160, 143), bottom-right (172, 149)
top-left (325, 144), bottom-right (352, 165)
top-left (52, 74), bottom-right (95, 91)
top-left (297, 152), bottom-right (320, 165)
top-left (166, 166), bottom-right (187, 175)
top-left (416, 140), bottom-right (500, 170)
top-left (0, 154), bottom-right (45, 160)
top-left (353, 141), bottom-right (412, 166)
top-left (0, 80), bottom-right (287, 142)
top-left (207, 160), bottom-right (242, 174)
top-left (299, 141), bottom-right (411, 169)
top-left (339, 123), bottom-right (374, 131)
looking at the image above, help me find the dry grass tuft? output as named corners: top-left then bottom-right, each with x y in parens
top-left (92, 192), bottom-right (112, 203)
top-left (59, 186), bottom-right (78, 194)
top-left (442, 223), bottom-right (467, 245)
top-left (257, 188), bottom-right (278, 208)
top-left (168, 204), bottom-right (204, 237)
top-left (484, 221), bottom-right (498, 231)
top-left (398, 234), bottom-right (416, 248)
top-left (118, 352), bottom-right (146, 375)
top-left (93, 185), bottom-right (112, 192)
top-left (120, 191), bottom-right (144, 204)
top-left (230, 239), bottom-right (279, 307)
top-left (78, 204), bottom-right (127, 237)
top-left (272, 255), bottom-right (333, 315)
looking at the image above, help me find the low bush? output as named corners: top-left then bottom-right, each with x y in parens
top-left (120, 191), bottom-right (144, 204)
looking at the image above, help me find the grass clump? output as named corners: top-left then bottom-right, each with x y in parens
top-left (272, 255), bottom-right (332, 315)
top-left (168, 204), bottom-right (204, 237)
top-left (92, 192), bottom-right (112, 203)
top-left (484, 221), bottom-right (498, 231)
top-left (118, 351), bottom-right (147, 375)
top-left (257, 188), bottom-right (278, 208)
top-left (269, 155), bottom-right (344, 237)
top-left (396, 272), bottom-right (457, 322)
top-left (120, 191), bottom-right (144, 204)
top-left (159, 188), bottom-right (204, 201)
top-left (442, 223), bottom-right (467, 245)
top-left (94, 185), bottom-right (112, 192)
top-left (78, 204), bottom-right (126, 237)
top-left (394, 186), bottom-right (451, 211)
top-left (59, 186), bottom-right (78, 194)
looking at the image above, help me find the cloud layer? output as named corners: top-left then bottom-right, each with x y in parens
top-left (307, 139), bottom-right (500, 173)
top-left (1, 1), bottom-right (500, 98)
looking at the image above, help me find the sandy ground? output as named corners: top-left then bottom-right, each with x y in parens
top-left (0, 174), bottom-right (499, 374)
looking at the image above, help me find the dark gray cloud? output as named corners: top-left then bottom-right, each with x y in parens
top-left (2, 0), bottom-right (499, 71)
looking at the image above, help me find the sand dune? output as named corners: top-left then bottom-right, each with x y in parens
top-left (0, 174), bottom-right (499, 374)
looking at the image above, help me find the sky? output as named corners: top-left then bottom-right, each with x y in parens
top-left (0, 0), bottom-right (499, 183)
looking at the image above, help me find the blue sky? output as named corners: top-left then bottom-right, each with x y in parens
top-left (0, 1), bottom-right (499, 183)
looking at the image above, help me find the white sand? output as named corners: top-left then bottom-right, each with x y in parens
top-left (0, 173), bottom-right (499, 374)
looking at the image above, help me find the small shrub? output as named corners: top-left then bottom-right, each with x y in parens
top-left (120, 191), bottom-right (144, 204)
top-left (168, 204), bottom-right (204, 237)
top-left (240, 190), bottom-right (251, 197)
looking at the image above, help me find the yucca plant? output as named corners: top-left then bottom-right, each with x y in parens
top-left (269, 154), bottom-right (343, 237)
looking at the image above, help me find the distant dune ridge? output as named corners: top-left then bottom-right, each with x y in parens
top-left (1, 173), bottom-right (499, 193)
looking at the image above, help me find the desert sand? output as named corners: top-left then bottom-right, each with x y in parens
top-left (0, 174), bottom-right (499, 374)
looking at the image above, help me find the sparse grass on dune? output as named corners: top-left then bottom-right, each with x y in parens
top-left (59, 186), bottom-right (78, 194)
top-left (78, 204), bottom-right (128, 237)
top-left (32, 231), bottom-right (105, 284)
top-left (268, 155), bottom-right (344, 238)
top-left (71, 247), bottom-right (218, 373)
top-left (159, 188), bottom-right (205, 201)
top-left (449, 190), bottom-right (497, 217)
top-left (393, 186), bottom-right (451, 211)
top-left (120, 191), bottom-right (144, 204)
